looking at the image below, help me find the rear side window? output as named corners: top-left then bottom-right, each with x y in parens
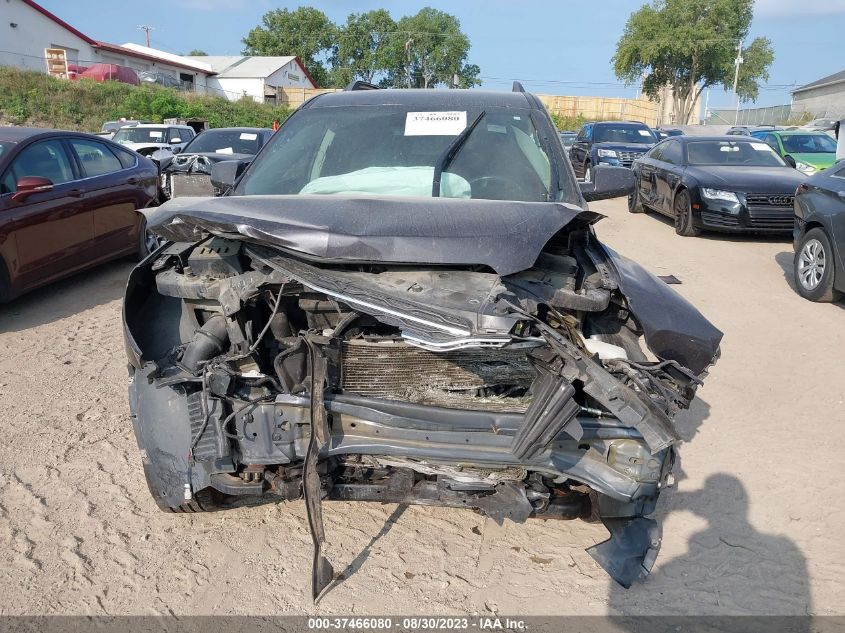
top-left (69, 139), bottom-right (123, 177)
top-left (1, 139), bottom-right (75, 193)
top-left (660, 140), bottom-right (683, 165)
top-left (111, 145), bottom-right (137, 169)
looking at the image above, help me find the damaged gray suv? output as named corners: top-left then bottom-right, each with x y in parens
top-left (123, 85), bottom-right (721, 599)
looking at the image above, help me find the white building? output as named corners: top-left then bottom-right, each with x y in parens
top-left (1, 0), bottom-right (213, 91)
top-left (185, 56), bottom-right (317, 103)
top-left (792, 69), bottom-right (845, 119)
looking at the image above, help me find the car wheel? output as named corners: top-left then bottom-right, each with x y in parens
top-left (137, 216), bottom-right (163, 260)
top-left (673, 189), bottom-right (701, 237)
top-left (628, 186), bottom-right (645, 214)
top-left (584, 162), bottom-right (593, 184)
top-left (794, 228), bottom-right (842, 302)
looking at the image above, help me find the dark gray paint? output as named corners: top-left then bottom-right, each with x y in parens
top-left (144, 195), bottom-right (598, 277)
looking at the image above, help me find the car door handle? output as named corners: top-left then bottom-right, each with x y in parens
top-left (126, 177), bottom-right (139, 185)
top-left (68, 188), bottom-right (84, 198)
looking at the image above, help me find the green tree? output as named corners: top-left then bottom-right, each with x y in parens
top-left (242, 7), bottom-right (335, 87)
top-left (329, 9), bottom-right (397, 87)
top-left (187, 49), bottom-right (207, 56)
top-left (381, 8), bottom-right (480, 89)
top-left (613, 0), bottom-right (774, 123)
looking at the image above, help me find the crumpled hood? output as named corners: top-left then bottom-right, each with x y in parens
top-left (143, 194), bottom-right (722, 374)
top-left (144, 194), bottom-right (599, 277)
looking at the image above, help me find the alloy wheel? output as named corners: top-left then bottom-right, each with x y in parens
top-left (797, 238), bottom-right (826, 291)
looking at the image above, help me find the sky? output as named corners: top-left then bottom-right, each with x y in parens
top-left (36, 0), bottom-right (845, 110)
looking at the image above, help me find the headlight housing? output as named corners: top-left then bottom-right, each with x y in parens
top-left (701, 188), bottom-right (740, 203)
top-left (597, 149), bottom-right (618, 158)
top-left (795, 161), bottom-right (817, 174)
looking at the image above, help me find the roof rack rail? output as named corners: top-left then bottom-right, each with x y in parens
top-left (345, 80), bottom-right (380, 91)
top-left (512, 81), bottom-right (525, 93)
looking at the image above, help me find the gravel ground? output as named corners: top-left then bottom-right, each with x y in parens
top-left (1, 197), bottom-right (843, 616)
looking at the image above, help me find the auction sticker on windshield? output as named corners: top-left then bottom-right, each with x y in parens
top-left (405, 111), bottom-right (467, 136)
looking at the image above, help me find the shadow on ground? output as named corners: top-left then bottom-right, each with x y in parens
top-left (607, 472), bottom-right (812, 617)
top-left (0, 260), bottom-right (133, 333)
top-left (329, 504), bottom-right (408, 593)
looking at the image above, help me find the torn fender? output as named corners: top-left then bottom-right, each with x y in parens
top-left (600, 244), bottom-right (723, 375)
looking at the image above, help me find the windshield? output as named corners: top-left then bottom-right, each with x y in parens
top-left (781, 134), bottom-right (836, 154)
top-left (594, 124), bottom-right (657, 144)
top-left (102, 121), bottom-right (139, 133)
top-left (236, 105), bottom-right (559, 202)
top-left (687, 140), bottom-right (787, 167)
top-left (113, 127), bottom-right (169, 143)
top-left (184, 130), bottom-right (264, 155)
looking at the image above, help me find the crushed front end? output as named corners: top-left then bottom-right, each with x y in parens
top-left (124, 196), bottom-right (721, 598)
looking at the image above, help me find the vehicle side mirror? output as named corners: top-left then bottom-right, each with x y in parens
top-left (580, 166), bottom-right (636, 202)
top-left (12, 176), bottom-right (53, 202)
top-left (783, 154), bottom-right (797, 168)
top-left (170, 138), bottom-right (181, 144)
top-left (210, 160), bottom-right (248, 194)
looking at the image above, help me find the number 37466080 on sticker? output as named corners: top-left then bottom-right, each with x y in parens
top-left (404, 111), bottom-right (467, 136)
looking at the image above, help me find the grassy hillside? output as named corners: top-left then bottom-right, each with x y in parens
top-left (0, 67), bottom-right (292, 132)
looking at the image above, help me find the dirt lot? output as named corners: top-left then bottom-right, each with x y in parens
top-left (1, 197), bottom-right (843, 616)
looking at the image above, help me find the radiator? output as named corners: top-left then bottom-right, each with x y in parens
top-left (340, 339), bottom-right (535, 412)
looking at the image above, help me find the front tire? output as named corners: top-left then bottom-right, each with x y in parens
top-left (673, 189), bottom-right (701, 237)
top-left (137, 216), bottom-right (162, 260)
top-left (794, 228), bottom-right (842, 302)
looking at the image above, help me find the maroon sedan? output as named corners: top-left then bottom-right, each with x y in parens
top-left (0, 127), bottom-right (158, 302)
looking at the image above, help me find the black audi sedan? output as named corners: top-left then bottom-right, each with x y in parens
top-left (628, 136), bottom-right (806, 236)
top-left (792, 163), bottom-right (845, 302)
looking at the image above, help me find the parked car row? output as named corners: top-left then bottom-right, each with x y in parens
top-left (0, 123), bottom-right (273, 302)
top-left (562, 117), bottom-right (845, 304)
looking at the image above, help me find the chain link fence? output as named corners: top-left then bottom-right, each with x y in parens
top-left (704, 104), bottom-right (795, 126)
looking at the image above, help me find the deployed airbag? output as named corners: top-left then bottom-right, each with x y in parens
top-left (300, 166), bottom-right (471, 198)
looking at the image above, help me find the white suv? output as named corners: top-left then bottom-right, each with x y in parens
top-left (112, 124), bottom-right (195, 156)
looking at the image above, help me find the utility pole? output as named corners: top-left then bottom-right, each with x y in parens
top-left (703, 88), bottom-right (710, 125)
top-left (137, 25), bottom-right (154, 48)
top-left (732, 40), bottom-right (743, 124)
top-left (404, 35), bottom-right (413, 89)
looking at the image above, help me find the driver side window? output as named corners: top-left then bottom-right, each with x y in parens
top-left (0, 139), bottom-right (75, 193)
